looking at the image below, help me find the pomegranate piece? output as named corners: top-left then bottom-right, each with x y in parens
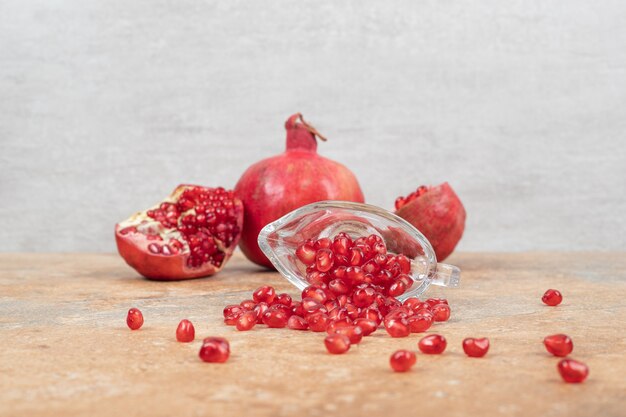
top-left (462, 337), bottom-right (490, 357)
top-left (262, 309), bottom-right (289, 328)
top-left (199, 337), bottom-right (230, 363)
top-left (544, 334), bottom-right (573, 357)
top-left (557, 359), bottom-right (589, 383)
top-left (354, 318), bottom-right (378, 336)
top-left (236, 311), bottom-right (257, 331)
top-left (390, 350), bottom-right (417, 372)
top-left (431, 303), bottom-right (451, 322)
top-left (115, 185), bottom-right (243, 280)
top-left (253, 285), bottom-right (277, 304)
top-left (395, 183), bottom-right (465, 261)
top-left (324, 334), bottom-right (351, 354)
top-left (542, 289), bottom-right (563, 306)
top-left (407, 312), bottom-right (433, 333)
top-left (296, 241), bottom-right (316, 265)
top-left (176, 319), bottom-right (195, 342)
top-left (126, 308), bottom-right (144, 330)
top-left (306, 312), bottom-right (330, 332)
top-left (418, 334), bottom-right (447, 354)
top-left (235, 113), bottom-right (365, 268)
top-left (273, 293), bottom-right (293, 307)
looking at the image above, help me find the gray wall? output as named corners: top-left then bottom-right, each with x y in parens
top-left (1, 0), bottom-right (625, 253)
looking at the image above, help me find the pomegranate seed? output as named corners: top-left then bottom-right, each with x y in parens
top-left (326, 317), bottom-right (352, 333)
top-left (462, 337), bottom-right (490, 357)
top-left (557, 359), bottom-right (589, 383)
top-left (387, 280), bottom-right (407, 297)
top-left (407, 313), bottom-right (433, 333)
top-left (253, 286), bottom-right (276, 304)
top-left (236, 311), bottom-right (257, 331)
top-left (306, 312), bottom-right (330, 332)
top-left (273, 293), bottom-right (293, 307)
top-left (199, 337), bottom-right (230, 363)
top-left (324, 334), bottom-right (351, 354)
top-left (176, 319), bottom-right (195, 342)
top-left (301, 297), bottom-right (323, 314)
top-left (352, 286), bottom-right (376, 308)
top-left (542, 289), bottom-right (563, 306)
top-left (361, 307), bottom-right (383, 325)
top-left (384, 317), bottom-right (410, 338)
top-left (354, 318), bottom-right (378, 336)
top-left (402, 297), bottom-right (421, 310)
top-left (396, 255), bottom-right (411, 274)
top-left (296, 242), bottom-right (316, 265)
top-left (315, 237), bottom-right (332, 249)
top-left (332, 236), bottom-right (351, 256)
top-left (431, 303), bottom-right (451, 322)
top-left (543, 334), bottom-right (573, 357)
top-left (349, 248), bottom-right (363, 266)
top-left (418, 334), bottom-right (447, 354)
top-left (240, 299), bottom-right (256, 310)
top-left (223, 304), bottom-right (244, 318)
top-left (302, 286), bottom-right (327, 304)
top-left (287, 315), bottom-right (308, 330)
top-left (253, 302), bottom-right (269, 323)
top-left (328, 279), bottom-right (350, 295)
top-left (425, 298), bottom-right (448, 308)
top-left (331, 325), bottom-right (363, 345)
top-left (315, 248), bottom-right (335, 272)
top-left (126, 308), bottom-right (144, 330)
top-left (390, 350), bottom-right (417, 372)
top-left (262, 309), bottom-right (289, 328)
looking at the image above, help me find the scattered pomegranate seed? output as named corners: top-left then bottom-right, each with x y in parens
top-left (354, 318), bottom-right (377, 336)
top-left (126, 308), bottom-right (144, 330)
top-left (543, 334), bottom-right (573, 357)
top-left (176, 319), bottom-right (195, 342)
top-left (407, 312), bottom-right (433, 333)
top-left (384, 317), bottom-right (410, 338)
top-left (199, 337), bottom-right (230, 363)
top-left (390, 350), bottom-right (417, 372)
top-left (324, 334), bottom-right (351, 354)
top-left (418, 334), bottom-right (447, 354)
top-left (462, 337), bottom-right (489, 357)
top-left (287, 315), bottom-right (308, 330)
top-left (542, 289), bottom-right (563, 306)
top-left (331, 325), bottom-right (363, 345)
top-left (236, 311), bottom-right (257, 331)
top-left (431, 303), bottom-right (451, 322)
top-left (557, 359), bottom-right (589, 383)
top-left (253, 286), bottom-right (276, 304)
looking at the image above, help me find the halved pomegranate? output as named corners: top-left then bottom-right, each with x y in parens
top-left (395, 182), bottom-right (466, 261)
top-left (115, 185), bottom-right (243, 280)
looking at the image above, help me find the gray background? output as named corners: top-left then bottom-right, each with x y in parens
top-left (1, 0), bottom-right (625, 253)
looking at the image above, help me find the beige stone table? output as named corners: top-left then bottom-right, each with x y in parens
top-left (0, 252), bottom-right (624, 417)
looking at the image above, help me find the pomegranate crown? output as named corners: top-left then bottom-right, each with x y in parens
top-left (285, 113), bottom-right (327, 152)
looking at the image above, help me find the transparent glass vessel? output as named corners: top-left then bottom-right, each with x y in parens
top-left (258, 201), bottom-right (460, 300)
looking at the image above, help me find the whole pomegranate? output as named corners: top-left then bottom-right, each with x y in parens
top-left (235, 113), bottom-right (365, 268)
top-left (395, 183), bottom-right (465, 261)
top-left (115, 185), bottom-right (243, 280)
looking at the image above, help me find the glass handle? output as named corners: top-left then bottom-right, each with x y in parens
top-left (431, 263), bottom-right (460, 288)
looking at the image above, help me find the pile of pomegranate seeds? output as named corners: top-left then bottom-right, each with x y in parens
top-left (176, 319), bottom-right (195, 342)
top-left (126, 308), bottom-right (144, 330)
top-left (389, 350), bottom-right (417, 372)
top-left (199, 337), bottom-right (230, 363)
top-left (542, 289), bottom-right (563, 306)
top-left (223, 234), bottom-right (454, 344)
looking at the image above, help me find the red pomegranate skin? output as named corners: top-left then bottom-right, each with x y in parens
top-left (235, 114), bottom-right (365, 268)
top-left (395, 183), bottom-right (466, 261)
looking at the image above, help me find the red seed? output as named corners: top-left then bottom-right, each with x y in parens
top-left (544, 334), bottom-right (573, 357)
top-left (262, 309), bottom-right (288, 328)
top-left (387, 280), bottom-right (407, 297)
top-left (354, 318), bottom-right (378, 336)
top-left (306, 312), bottom-right (330, 332)
top-left (253, 285), bottom-right (276, 304)
top-left (352, 286), bottom-right (376, 308)
top-left (431, 303), bottom-right (451, 322)
top-left (425, 298), bottom-right (448, 308)
top-left (199, 337), bottom-right (230, 363)
top-left (332, 236), bottom-right (351, 256)
top-left (240, 299), bottom-right (256, 310)
top-left (176, 319), bottom-right (195, 342)
top-left (223, 304), bottom-right (243, 318)
top-left (273, 293), bottom-right (293, 307)
top-left (331, 325), bottom-right (363, 345)
top-left (407, 312), bottom-right (433, 333)
top-left (462, 337), bottom-right (490, 357)
top-left (126, 308), bottom-right (144, 330)
top-left (384, 317), bottom-right (410, 338)
top-left (418, 334), bottom-right (447, 354)
top-left (253, 302), bottom-right (269, 323)
top-left (328, 279), bottom-right (350, 296)
top-left (557, 359), bottom-right (589, 383)
top-left (287, 315), bottom-right (308, 330)
top-left (314, 237), bottom-right (332, 249)
top-left (236, 311), bottom-right (257, 331)
top-left (390, 350), bottom-right (417, 372)
top-left (324, 333), bottom-right (351, 354)
top-left (302, 286), bottom-right (327, 304)
top-left (326, 317), bottom-right (352, 333)
top-left (315, 248), bottom-right (335, 272)
top-left (542, 289), bottom-right (563, 306)
top-left (296, 242), bottom-right (316, 265)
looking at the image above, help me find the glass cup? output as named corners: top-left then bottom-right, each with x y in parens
top-left (258, 201), bottom-right (460, 300)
